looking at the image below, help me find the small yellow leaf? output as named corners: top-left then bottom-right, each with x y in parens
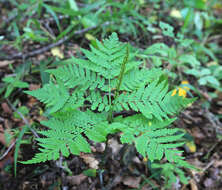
top-left (51, 47), bottom-right (64, 59)
top-left (185, 141), bottom-right (196, 153)
top-left (170, 9), bottom-right (182, 19)
top-left (85, 33), bottom-right (96, 41)
top-left (172, 80), bottom-right (190, 98)
top-left (171, 89), bottom-right (177, 96)
top-left (178, 88), bottom-right (187, 98)
top-left (181, 80), bottom-right (190, 90)
top-left (143, 157), bottom-right (148, 162)
top-left (39, 108), bottom-right (43, 116)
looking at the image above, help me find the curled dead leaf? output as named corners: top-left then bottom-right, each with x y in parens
top-left (80, 153), bottom-right (99, 169)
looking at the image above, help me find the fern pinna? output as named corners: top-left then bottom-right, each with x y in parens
top-left (22, 33), bottom-right (195, 185)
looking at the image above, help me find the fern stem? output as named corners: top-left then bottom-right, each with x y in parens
top-left (108, 78), bottom-right (112, 110)
top-left (108, 44), bottom-right (129, 122)
top-left (115, 44), bottom-right (129, 99)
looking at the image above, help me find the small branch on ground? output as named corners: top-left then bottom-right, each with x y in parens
top-left (6, 99), bottom-right (40, 139)
top-left (0, 140), bottom-right (16, 161)
top-left (0, 22), bottom-right (110, 61)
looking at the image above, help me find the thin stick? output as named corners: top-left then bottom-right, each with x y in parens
top-left (6, 99), bottom-right (40, 138)
top-left (202, 160), bottom-right (215, 173)
top-left (0, 22), bottom-right (110, 61)
top-left (0, 140), bottom-right (16, 160)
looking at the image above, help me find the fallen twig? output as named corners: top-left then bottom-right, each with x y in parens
top-left (6, 99), bottom-right (40, 138)
top-left (0, 140), bottom-right (16, 161)
top-left (0, 22), bottom-right (110, 61)
top-left (202, 160), bottom-right (215, 173)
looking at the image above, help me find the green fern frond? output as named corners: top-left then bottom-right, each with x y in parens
top-left (25, 82), bottom-right (69, 114)
top-left (135, 120), bottom-right (185, 162)
top-left (22, 31), bottom-right (196, 181)
top-left (72, 33), bottom-right (140, 80)
top-left (47, 64), bottom-right (106, 91)
top-left (86, 91), bottom-right (111, 112)
top-left (152, 162), bottom-right (189, 187)
top-left (120, 68), bottom-right (163, 91)
top-left (114, 79), bottom-right (195, 120)
top-left (21, 110), bottom-right (110, 164)
top-left (59, 91), bottom-right (85, 112)
top-left (111, 115), bottom-right (188, 165)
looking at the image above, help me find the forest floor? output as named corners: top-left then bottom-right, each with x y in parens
top-left (0, 48), bottom-right (222, 190)
top-left (0, 1), bottom-right (222, 190)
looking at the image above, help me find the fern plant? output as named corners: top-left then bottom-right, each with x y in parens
top-left (22, 33), bottom-right (195, 186)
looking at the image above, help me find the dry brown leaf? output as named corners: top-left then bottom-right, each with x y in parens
top-left (67, 174), bottom-right (87, 186)
top-left (141, 180), bottom-right (159, 190)
top-left (0, 124), bottom-right (6, 145)
top-left (214, 160), bottom-right (222, 167)
top-left (1, 102), bottom-right (12, 114)
top-left (141, 184), bottom-right (152, 190)
top-left (27, 97), bottom-right (38, 107)
top-left (0, 60), bottom-right (14, 68)
top-left (108, 138), bottom-right (123, 155)
top-left (29, 84), bottom-right (41, 91)
top-left (0, 133), bottom-right (6, 146)
top-left (123, 176), bottom-right (141, 188)
top-left (190, 179), bottom-right (198, 190)
top-left (4, 119), bottom-right (12, 130)
top-left (37, 54), bottom-right (46, 61)
top-left (80, 153), bottom-right (99, 169)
